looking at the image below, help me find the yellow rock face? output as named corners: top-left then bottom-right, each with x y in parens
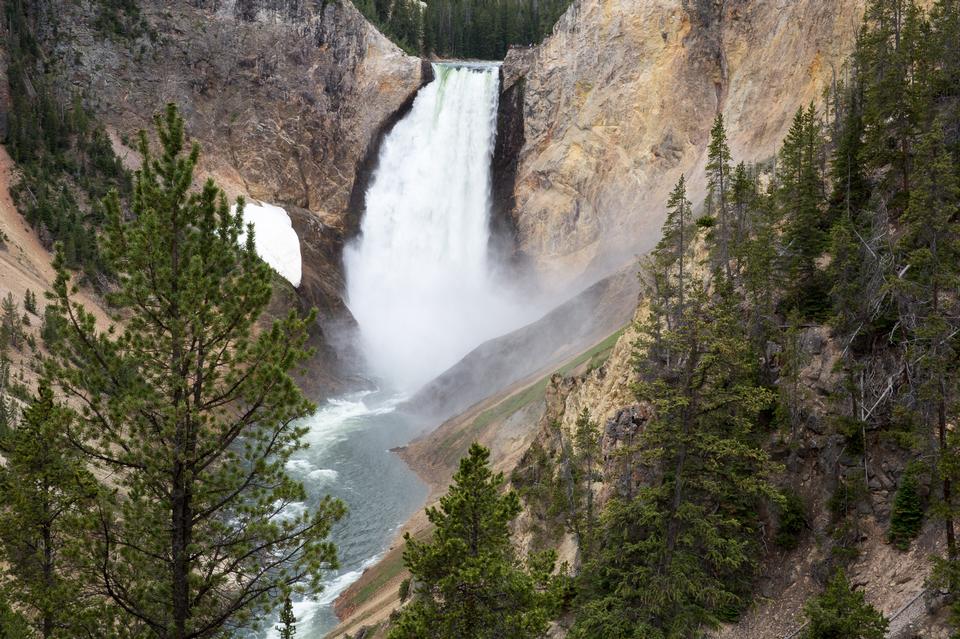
top-left (503, 0), bottom-right (866, 283)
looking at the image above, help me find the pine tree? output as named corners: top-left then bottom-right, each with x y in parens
top-left (801, 570), bottom-right (888, 639)
top-left (895, 123), bottom-right (960, 567)
top-left (780, 106), bottom-right (828, 316)
top-left (0, 385), bottom-right (100, 638)
top-left (739, 181), bottom-right (781, 362)
top-left (706, 114), bottom-right (734, 278)
top-left (23, 289), bottom-right (37, 316)
top-left (572, 280), bottom-right (779, 638)
top-left (572, 408), bottom-right (601, 560)
top-left (730, 161), bottom-right (755, 274)
top-left (45, 104), bottom-right (346, 638)
top-left (0, 294), bottom-right (22, 351)
top-left (888, 462), bottom-right (924, 550)
top-left (389, 443), bottom-right (556, 639)
top-left (661, 174), bottom-right (692, 324)
top-left (278, 596), bottom-right (296, 639)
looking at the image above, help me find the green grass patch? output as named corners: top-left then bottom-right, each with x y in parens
top-left (348, 552), bottom-right (407, 609)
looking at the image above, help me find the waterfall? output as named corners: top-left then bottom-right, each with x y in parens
top-left (344, 63), bottom-right (535, 392)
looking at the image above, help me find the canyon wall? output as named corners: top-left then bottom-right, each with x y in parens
top-left (30, 0), bottom-right (426, 388)
top-left (501, 0), bottom-right (865, 282)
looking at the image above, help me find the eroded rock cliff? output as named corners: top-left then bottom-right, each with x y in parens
top-left (51, 0), bottom-right (424, 224)
top-left (501, 0), bottom-right (865, 282)
top-left (28, 0), bottom-right (426, 388)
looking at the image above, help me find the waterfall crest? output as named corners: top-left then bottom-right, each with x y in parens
top-left (345, 63), bottom-right (535, 392)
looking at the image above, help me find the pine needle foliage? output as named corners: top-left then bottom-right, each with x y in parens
top-left (44, 104), bottom-right (345, 638)
top-left (801, 570), bottom-right (888, 639)
top-left (389, 443), bottom-right (557, 639)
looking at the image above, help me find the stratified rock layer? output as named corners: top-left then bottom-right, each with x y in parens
top-left (502, 0), bottom-right (865, 281)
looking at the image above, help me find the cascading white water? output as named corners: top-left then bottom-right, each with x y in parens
top-left (344, 63), bottom-right (535, 392)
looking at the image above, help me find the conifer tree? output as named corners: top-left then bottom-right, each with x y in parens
top-left (739, 181), bottom-right (782, 361)
top-left (572, 279), bottom-right (779, 638)
top-left (730, 161), bottom-right (754, 273)
top-left (0, 385), bottom-right (99, 638)
top-left (895, 123), bottom-right (960, 566)
top-left (801, 570), bottom-right (888, 639)
top-left (389, 443), bottom-right (556, 639)
top-left (572, 408), bottom-right (601, 559)
top-left (888, 462), bottom-right (924, 550)
top-left (45, 104), bottom-right (345, 638)
top-left (0, 294), bottom-right (22, 351)
top-left (780, 106), bottom-right (828, 316)
top-left (648, 175), bottom-right (693, 334)
top-left (278, 596), bottom-right (296, 639)
top-left (706, 115), bottom-right (734, 278)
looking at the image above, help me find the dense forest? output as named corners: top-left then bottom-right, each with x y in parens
top-left (351, 0), bottom-right (571, 59)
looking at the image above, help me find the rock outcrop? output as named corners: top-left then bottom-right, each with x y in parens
top-left (501, 0), bottom-right (865, 282)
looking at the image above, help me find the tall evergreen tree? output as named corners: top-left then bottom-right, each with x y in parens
top-left (572, 279), bottom-right (779, 638)
top-left (779, 106), bottom-right (828, 316)
top-left (0, 385), bottom-right (99, 638)
top-left (706, 115), bottom-right (734, 278)
top-left (45, 104), bottom-right (346, 638)
top-left (895, 123), bottom-right (960, 568)
top-left (389, 443), bottom-right (556, 639)
top-left (572, 408), bottom-right (601, 560)
top-left (647, 174), bottom-right (693, 336)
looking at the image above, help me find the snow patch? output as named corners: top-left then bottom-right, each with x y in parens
top-left (233, 200), bottom-right (302, 287)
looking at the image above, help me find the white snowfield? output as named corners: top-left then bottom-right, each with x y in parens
top-left (233, 200), bottom-right (302, 287)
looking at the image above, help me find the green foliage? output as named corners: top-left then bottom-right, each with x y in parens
top-left (706, 114), bottom-right (734, 276)
top-left (829, 476), bottom-right (868, 521)
top-left (0, 294), bottom-right (23, 352)
top-left (93, 0), bottom-right (149, 41)
top-left (801, 570), bottom-right (888, 639)
top-left (775, 489), bottom-right (808, 550)
top-left (778, 106), bottom-right (829, 318)
top-left (390, 443), bottom-right (557, 639)
top-left (0, 599), bottom-right (30, 638)
top-left (571, 277), bottom-right (780, 638)
top-left (22, 290), bottom-right (37, 316)
top-left (45, 104), bottom-right (346, 636)
top-left (353, 0), bottom-right (572, 59)
top-left (0, 385), bottom-right (102, 637)
top-left (4, 0), bottom-right (131, 280)
top-left (889, 462), bottom-right (925, 550)
top-left (278, 595), bottom-right (297, 639)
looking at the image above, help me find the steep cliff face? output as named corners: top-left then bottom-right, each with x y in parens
top-left (501, 0), bottom-right (864, 281)
top-left (29, 0), bottom-right (425, 387)
top-left (51, 0), bottom-right (423, 224)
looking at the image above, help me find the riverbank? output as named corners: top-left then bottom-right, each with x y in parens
top-left (327, 327), bottom-right (626, 638)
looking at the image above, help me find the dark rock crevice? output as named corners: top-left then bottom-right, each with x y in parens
top-left (489, 65), bottom-right (526, 270)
